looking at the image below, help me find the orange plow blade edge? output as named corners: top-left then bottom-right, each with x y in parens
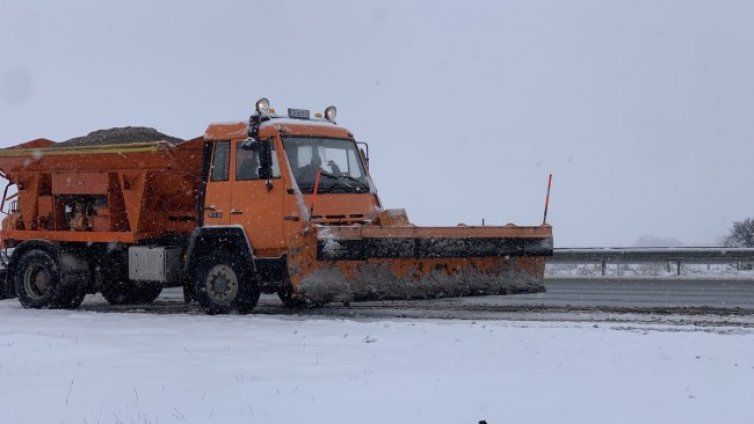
top-left (286, 223), bottom-right (553, 305)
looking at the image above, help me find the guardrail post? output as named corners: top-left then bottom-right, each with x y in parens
top-left (676, 261), bottom-right (681, 276)
top-left (601, 259), bottom-right (606, 276)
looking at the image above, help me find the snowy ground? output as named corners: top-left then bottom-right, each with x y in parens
top-left (1, 301), bottom-right (753, 424)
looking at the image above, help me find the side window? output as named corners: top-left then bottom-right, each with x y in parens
top-left (236, 140), bottom-right (281, 180)
top-left (210, 141), bottom-right (230, 181)
top-left (236, 142), bottom-right (259, 180)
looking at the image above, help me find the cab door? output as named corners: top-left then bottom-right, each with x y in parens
top-left (203, 140), bottom-right (232, 225)
top-left (229, 139), bottom-right (285, 255)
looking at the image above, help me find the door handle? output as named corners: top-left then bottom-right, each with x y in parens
top-left (230, 209), bottom-right (243, 215)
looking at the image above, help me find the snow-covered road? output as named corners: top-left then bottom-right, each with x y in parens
top-left (0, 302), bottom-right (753, 424)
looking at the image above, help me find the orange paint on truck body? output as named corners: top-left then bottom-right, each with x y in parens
top-left (0, 107), bottom-right (553, 308)
top-left (0, 139), bottom-right (204, 245)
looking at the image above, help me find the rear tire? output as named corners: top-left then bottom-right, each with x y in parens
top-left (0, 269), bottom-right (10, 300)
top-left (101, 281), bottom-right (134, 305)
top-left (131, 281), bottom-right (163, 303)
top-left (57, 284), bottom-right (87, 309)
top-left (102, 281), bottom-right (162, 305)
top-left (14, 249), bottom-right (83, 309)
top-left (194, 250), bottom-right (259, 315)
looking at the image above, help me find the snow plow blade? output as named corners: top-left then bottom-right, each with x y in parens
top-left (286, 219), bottom-right (553, 305)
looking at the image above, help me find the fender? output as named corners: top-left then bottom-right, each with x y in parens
top-left (184, 225), bottom-right (256, 274)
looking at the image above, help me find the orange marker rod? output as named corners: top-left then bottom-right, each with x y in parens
top-left (543, 174), bottom-right (552, 225)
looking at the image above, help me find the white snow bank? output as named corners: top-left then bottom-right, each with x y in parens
top-left (0, 302), bottom-right (752, 424)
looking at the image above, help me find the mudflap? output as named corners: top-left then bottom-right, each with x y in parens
top-left (286, 224), bottom-right (552, 306)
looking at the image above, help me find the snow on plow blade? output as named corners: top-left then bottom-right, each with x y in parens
top-left (286, 223), bottom-right (553, 305)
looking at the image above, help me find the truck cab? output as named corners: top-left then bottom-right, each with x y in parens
top-left (202, 102), bottom-right (380, 256)
top-left (189, 100), bottom-right (382, 307)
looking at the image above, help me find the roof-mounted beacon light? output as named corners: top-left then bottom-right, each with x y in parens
top-left (324, 106), bottom-right (337, 122)
top-left (256, 97), bottom-right (271, 114)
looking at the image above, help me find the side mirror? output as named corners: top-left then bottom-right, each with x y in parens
top-left (258, 167), bottom-right (272, 179)
top-left (356, 141), bottom-right (369, 172)
top-left (258, 138), bottom-right (272, 169)
top-left (258, 138), bottom-right (273, 187)
top-left (356, 141), bottom-right (369, 161)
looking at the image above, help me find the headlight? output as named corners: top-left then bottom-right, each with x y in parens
top-left (256, 97), bottom-right (271, 114)
top-left (324, 105), bottom-right (337, 122)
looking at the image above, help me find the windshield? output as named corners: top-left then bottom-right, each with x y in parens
top-left (283, 137), bottom-right (369, 194)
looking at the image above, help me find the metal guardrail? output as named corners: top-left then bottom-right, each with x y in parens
top-left (550, 247), bottom-right (754, 262)
top-left (548, 247), bottom-right (754, 275)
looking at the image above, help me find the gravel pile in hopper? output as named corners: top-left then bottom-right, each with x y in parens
top-left (56, 127), bottom-right (182, 147)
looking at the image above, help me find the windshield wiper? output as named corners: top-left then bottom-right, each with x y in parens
top-left (338, 174), bottom-right (365, 184)
top-left (297, 171), bottom-right (369, 193)
top-left (317, 170), bottom-right (355, 191)
top-left (317, 170), bottom-right (340, 180)
top-left (319, 171), bottom-right (369, 191)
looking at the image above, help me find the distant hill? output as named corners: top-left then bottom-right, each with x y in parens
top-left (632, 235), bottom-right (684, 247)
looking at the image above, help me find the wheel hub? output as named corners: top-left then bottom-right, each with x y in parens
top-left (24, 264), bottom-right (51, 300)
top-left (206, 264), bottom-right (239, 306)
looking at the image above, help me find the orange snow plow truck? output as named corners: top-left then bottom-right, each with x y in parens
top-left (0, 99), bottom-right (553, 314)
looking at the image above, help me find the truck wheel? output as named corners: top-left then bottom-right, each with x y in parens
top-left (102, 281), bottom-right (162, 305)
top-left (57, 284), bottom-right (87, 309)
top-left (194, 250), bottom-right (260, 315)
top-left (101, 281), bottom-right (134, 305)
top-left (0, 269), bottom-right (10, 300)
top-left (132, 281), bottom-right (162, 303)
top-left (14, 249), bottom-right (78, 309)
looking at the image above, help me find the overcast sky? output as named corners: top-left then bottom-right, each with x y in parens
top-left (1, 1), bottom-right (753, 246)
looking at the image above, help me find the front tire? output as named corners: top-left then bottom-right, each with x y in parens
top-left (194, 250), bottom-right (259, 315)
